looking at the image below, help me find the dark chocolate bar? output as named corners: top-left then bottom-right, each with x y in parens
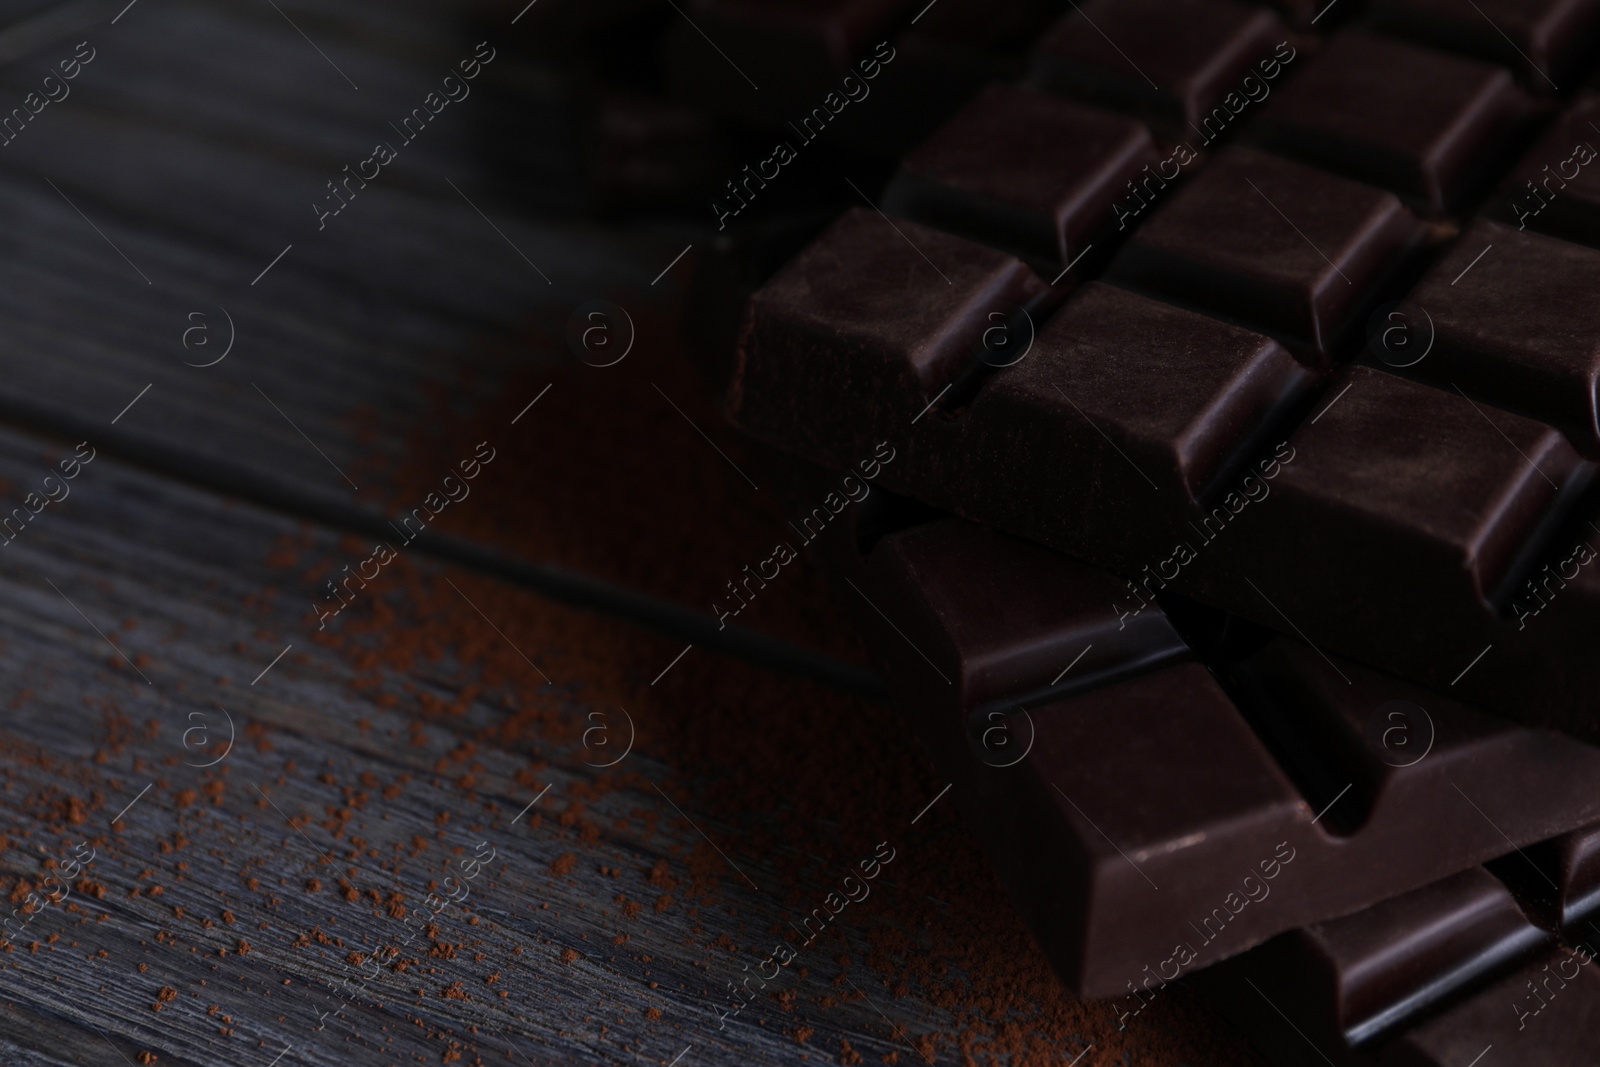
top-left (731, 211), bottom-right (1600, 732)
top-left (710, 0), bottom-right (1600, 1058)
top-left (784, 489), bottom-right (1600, 997)
top-left (726, 0), bottom-right (1600, 737)
top-left (769, 468), bottom-right (1600, 1062)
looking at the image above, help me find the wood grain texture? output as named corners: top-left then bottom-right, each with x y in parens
top-left (0, 422), bottom-right (960, 1067)
top-left (0, 0), bottom-right (662, 487)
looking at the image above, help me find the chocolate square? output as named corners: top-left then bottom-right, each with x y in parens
top-left (1107, 147), bottom-right (1424, 361)
top-left (732, 207), bottom-right (1048, 459)
top-left (1403, 218), bottom-right (1600, 456)
top-left (1264, 365), bottom-right (1585, 612)
top-left (884, 84), bottom-right (1161, 266)
top-left (1486, 92), bottom-right (1600, 247)
top-left (967, 281), bottom-right (1315, 503)
top-left (1251, 31), bottom-right (1538, 214)
top-left (1030, 0), bottom-right (1288, 130)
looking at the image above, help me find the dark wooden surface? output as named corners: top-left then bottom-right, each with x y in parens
top-left (0, 419), bottom-right (908, 1067)
top-left (0, 2), bottom-right (1265, 1064)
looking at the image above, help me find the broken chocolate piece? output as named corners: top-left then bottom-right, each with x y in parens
top-left (731, 206), bottom-right (1048, 460)
top-left (812, 509), bottom-right (1600, 997)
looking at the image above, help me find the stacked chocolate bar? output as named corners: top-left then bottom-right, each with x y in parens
top-left (713, 0), bottom-right (1600, 1061)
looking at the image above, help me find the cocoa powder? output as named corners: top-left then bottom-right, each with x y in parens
top-left (286, 321), bottom-right (1266, 1066)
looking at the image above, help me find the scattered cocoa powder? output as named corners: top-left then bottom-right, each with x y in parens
top-left (259, 340), bottom-right (1269, 1067)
